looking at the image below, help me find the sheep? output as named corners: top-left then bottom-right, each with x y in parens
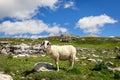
top-left (40, 40), bottom-right (77, 71)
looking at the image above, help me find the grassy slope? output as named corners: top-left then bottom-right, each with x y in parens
top-left (0, 36), bottom-right (120, 80)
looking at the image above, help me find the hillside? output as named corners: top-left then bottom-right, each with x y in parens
top-left (0, 36), bottom-right (120, 80)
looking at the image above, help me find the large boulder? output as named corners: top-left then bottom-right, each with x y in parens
top-left (34, 62), bottom-right (53, 72)
top-left (0, 73), bottom-right (13, 80)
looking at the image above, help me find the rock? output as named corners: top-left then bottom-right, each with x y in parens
top-left (81, 56), bottom-right (87, 60)
top-left (88, 59), bottom-right (97, 63)
top-left (96, 59), bottom-right (103, 63)
top-left (108, 67), bottom-right (120, 72)
top-left (92, 54), bottom-right (99, 57)
top-left (102, 49), bottom-right (114, 54)
top-left (113, 67), bottom-right (120, 71)
top-left (0, 73), bottom-right (13, 80)
top-left (106, 61), bottom-right (114, 66)
top-left (75, 57), bottom-right (79, 61)
top-left (102, 50), bottom-right (108, 54)
top-left (13, 54), bottom-right (30, 58)
top-left (88, 58), bottom-right (103, 63)
top-left (1, 48), bottom-right (7, 54)
top-left (34, 62), bottom-right (53, 72)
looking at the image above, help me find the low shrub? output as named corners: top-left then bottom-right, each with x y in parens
top-left (92, 61), bottom-right (107, 71)
top-left (7, 53), bottom-right (13, 59)
top-left (114, 71), bottom-right (120, 79)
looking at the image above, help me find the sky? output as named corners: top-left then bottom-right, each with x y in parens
top-left (0, 0), bottom-right (120, 38)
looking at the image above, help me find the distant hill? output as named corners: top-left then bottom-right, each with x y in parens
top-left (83, 34), bottom-right (99, 37)
top-left (61, 34), bottom-right (78, 37)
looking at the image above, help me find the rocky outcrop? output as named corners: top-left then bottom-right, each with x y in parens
top-left (0, 43), bottom-right (44, 54)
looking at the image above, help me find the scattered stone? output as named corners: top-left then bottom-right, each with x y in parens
top-left (88, 59), bottom-right (96, 63)
top-left (34, 62), bottom-right (53, 72)
top-left (75, 57), bottom-right (79, 61)
top-left (106, 61), bottom-right (114, 66)
top-left (13, 54), bottom-right (30, 58)
top-left (81, 56), bottom-right (87, 60)
top-left (1, 48), bottom-right (8, 54)
top-left (0, 73), bottom-right (13, 80)
top-left (102, 50), bottom-right (108, 54)
top-left (41, 54), bottom-right (46, 57)
top-left (108, 67), bottom-right (120, 72)
top-left (96, 59), bottom-right (103, 63)
top-left (88, 58), bottom-right (103, 63)
top-left (113, 67), bottom-right (120, 71)
top-left (110, 57), bottom-right (116, 59)
top-left (92, 54), bottom-right (99, 57)
top-left (102, 49), bottom-right (114, 54)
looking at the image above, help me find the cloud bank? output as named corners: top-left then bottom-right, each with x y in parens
top-left (76, 14), bottom-right (117, 34)
top-left (0, 20), bottom-right (67, 37)
top-left (0, 0), bottom-right (59, 20)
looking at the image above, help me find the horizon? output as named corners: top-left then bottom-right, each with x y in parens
top-left (0, 0), bottom-right (120, 38)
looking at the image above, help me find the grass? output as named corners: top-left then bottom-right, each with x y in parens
top-left (0, 52), bottom-right (119, 80)
top-left (0, 36), bottom-right (120, 80)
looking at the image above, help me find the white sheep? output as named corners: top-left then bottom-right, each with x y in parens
top-left (40, 40), bottom-right (77, 71)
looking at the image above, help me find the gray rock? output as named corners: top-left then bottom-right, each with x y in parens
top-left (106, 61), bottom-right (114, 66)
top-left (113, 67), bottom-right (120, 71)
top-left (92, 54), bottom-right (99, 57)
top-left (88, 58), bottom-right (97, 63)
top-left (108, 67), bottom-right (120, 72)
top-left (13, 54), bottom-right (30, 58)
top-left (1, 48), bottom-right (7, 54)
top-left (0, 73), bottom-right (13, 80)
top-left (81, 56), bottom-right (87, 60)
top-left (34, 62), bottom-right (53, 72)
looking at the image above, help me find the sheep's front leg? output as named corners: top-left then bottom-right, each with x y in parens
top-left (55, 59), bottom-right (59, 71)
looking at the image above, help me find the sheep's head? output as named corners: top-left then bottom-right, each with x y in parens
top-left (40, 40), bottom-right (51, 49)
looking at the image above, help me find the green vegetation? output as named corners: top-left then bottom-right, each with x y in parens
top-left (0, 36), bottom-right (120, 80)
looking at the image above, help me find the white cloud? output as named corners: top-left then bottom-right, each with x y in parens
top-left (64, 1), bottom-right (74, 8)
top-left (0, 0), bottom-right (59, 20)
top-left (76, 14), bottom-right (117, 34)
top-left (14, 35), bottom-right (48, 38)
top-left (48, 24), bottom-right (67, 36)
top-left (0, 20), bottom-right (67, 37)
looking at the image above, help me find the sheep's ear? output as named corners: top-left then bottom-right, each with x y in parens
top-left (40, 42), bottom-right (45, 47)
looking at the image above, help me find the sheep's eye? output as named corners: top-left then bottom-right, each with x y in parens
top-left (47, 43), bottom-right (49, 45)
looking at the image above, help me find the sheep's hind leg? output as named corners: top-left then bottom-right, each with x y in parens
top-left (68, 58), bottom-right (74, 70)
top-left (55, 59), bottom-right (59, 71)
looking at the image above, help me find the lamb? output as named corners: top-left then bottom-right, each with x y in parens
top-left (40, 40), bottom-right (77, 71)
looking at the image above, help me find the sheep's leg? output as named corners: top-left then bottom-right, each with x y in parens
top-left (69, 57), bottom-right (74, 69)
top-left (69, 59), bottom-right (74, 68)
top-left (55, 59), bottom-right (59, 71)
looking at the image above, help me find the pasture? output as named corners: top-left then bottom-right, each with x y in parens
top-left (0, 36), bottom-right (120, 80)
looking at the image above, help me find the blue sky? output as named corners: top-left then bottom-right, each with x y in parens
top-left (0, 0), bottom-right (120, 38)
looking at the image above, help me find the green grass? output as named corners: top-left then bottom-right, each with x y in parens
top-left (0, 52), bottom-right (120, 80)
top-left (0, 37), bottom-right (120, 80)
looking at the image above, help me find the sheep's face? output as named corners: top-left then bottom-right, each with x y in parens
top-left (40, 40), bottom-right (51, 49)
